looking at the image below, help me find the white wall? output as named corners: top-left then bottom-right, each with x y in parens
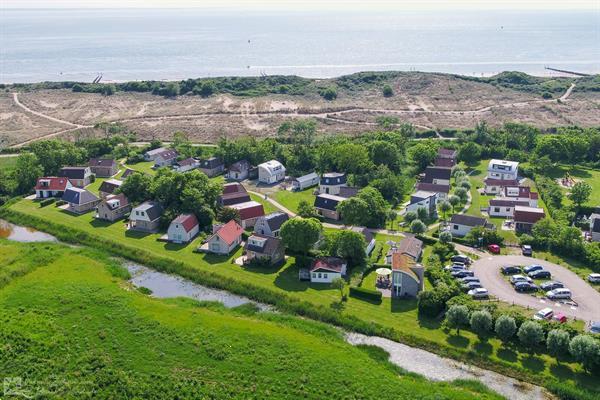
top-left (310, 271), bottom-right (341, 283)
top-left (450, 223), bottom-right (472, 237)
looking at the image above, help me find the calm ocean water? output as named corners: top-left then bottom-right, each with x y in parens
top-left (1, 8), bottom-right (599, 83)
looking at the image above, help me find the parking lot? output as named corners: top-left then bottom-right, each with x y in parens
top-left (470, 255), bottom-right (600, 323)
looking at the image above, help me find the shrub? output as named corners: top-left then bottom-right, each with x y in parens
top-left (470, 310), bottom-right (492, 337)
top-left (382, 84), bottom-right (393, 97)
top-left (320, 86), bottom-right (338, 100)
top-left (39, 198), bottom-right (55, 207)
top-left (495, 315), bottom-right (516, 342)
top-left (569, 335), bottom-right (600, 372)
top-left (349, 286), bottom-right (382, 302)
top-left (445, 305), bottom-right (470, 335)
top-left (518, 321), bottom-right (544, 349)
top-left (439, 231), bottom-right (453, 244)
top-left (409, 219), bottom-right (426, 234)
top-left (404, 211), bottom-right (418, 224)
top-left (546, 329), bottom-right (571, 359)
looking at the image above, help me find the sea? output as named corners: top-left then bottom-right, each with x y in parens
top-left (1, 8), bottom-right (599, 83)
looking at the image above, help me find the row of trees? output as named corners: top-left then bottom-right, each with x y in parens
top-left (445, 305), bottom-right (600, 372)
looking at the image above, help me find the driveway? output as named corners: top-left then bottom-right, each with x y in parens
top-left (470, 255), bottom-right (600, 323)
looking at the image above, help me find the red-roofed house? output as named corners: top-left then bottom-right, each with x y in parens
top-left (228, 201), bottom-right (265, 228)
top-left (167, 214), bottom-right (199, 243)
top-left (310, 257), bottom-right (347, 283)
top-left (503, 186), bottom-right (539, 207)
top-left (34, 177), bottom-right (73, 198)
top-left (205, 220), bottom-right (244, 254)
top-left (514, 206), bottom-right (545, 233)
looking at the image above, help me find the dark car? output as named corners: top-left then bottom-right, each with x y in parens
top-left (524, 264), bottom-right (544, 274)
top-left (459, 276), bottom-right (480, 283)
top-left (515, 282), bottom-right (539, 292)
top-left (501, 265), bottom-right (521, 275)
top-left (529, 269), bottom-right (551, 279)
top-left (540, 281), bottom-right (564, 291)
top-left (452, 270), bottom-right (475, 278)
top-left (522, 245), bottom-right (533, 256)
top-left (451, 255), bottom-right (471, 265)
top-left (462, 281), bottom-right (482, 290)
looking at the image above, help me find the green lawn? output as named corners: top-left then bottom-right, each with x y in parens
top-left (6, 198), bottom-right (599, 394)
top-left (123, 160), bottom-right (157, 175)
top-left (0, 240), bottom-right (502, 399)
top-left (0, 155), bottom-right (19, 171)
top-left (273, 187), bottom-right (316, 213)
top-left (541, 164), bottom-right (600, 207)
top-left (250, 192), bottom-right (280, 214)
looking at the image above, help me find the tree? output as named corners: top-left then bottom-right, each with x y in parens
top-left (470, 310), bottom-right (492, 337)
top-left (410, 219), bottom-right (426, 234)
top-left (446, 305), bottom-right (470, 335)
top-left (531, 218), bottom-right (559, 249)
top-left (458, 142), bottom-right (482, 164)
top-left (375, 116), bottom-right (399, 131)
top-left (569, 181), bottom-right (592, 209)
top-left (458, 180), bottom-right (471, 190)
top-left (439, 231), bottom-right (453, 244)
top-left (118, 172), bottom-right (152, 204)
top-left (331, 277), bottom-right (346, 301)
top-left (337, 197), bottom-right (369, 226)
top-left (320, 86), bottom-right (338, 100)
top-left (368, 141), bottom-right (399, 170)
top-left (280, 218), bottom-right (322, 255)
top-left (448, 195), bottom-right (461, 211)
top-left (518, 321), bottom-right (544, 349)
top-left (217, 207), bottom-right (240, 223)
top-left (278, 119), bottom-right (317, 145)
top-left (102, 84), bottom-right (116, 96)
top-left (454, 187), bottom-right (468, 202)
top-left (382, 84), bottom-right (393, 97)
top-left (331, 230), bottom-right (366, 265)
top-left (404, 211), bottom-right (418, 224)
top-left (569, 334), bottom-right (600, 372)
top-left (408, 143), bottom-right (437, 170)
top-left (547, 329), bottom-right (571, 360)
top-left (438, 200), bottom-right (452, 222)
top-left (13, 153), bottom-right (43, 194)
top-left (194, 80), bottom-right (216, 97)
top-left (495, 315), bottom-right (517, 342)
top-left (297, 200), bottom-right (316, 218)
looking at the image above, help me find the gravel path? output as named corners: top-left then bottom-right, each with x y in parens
top-left (470, 255), bottom-right (600, 324)
top-left (346, 332), bottom-right (550, 400)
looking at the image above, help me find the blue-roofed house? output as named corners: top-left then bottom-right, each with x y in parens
top-left (62, 187), bottom-right (100, 214)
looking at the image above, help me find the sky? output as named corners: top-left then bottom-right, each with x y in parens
top-left (3, 0), bottom-right (599, 10)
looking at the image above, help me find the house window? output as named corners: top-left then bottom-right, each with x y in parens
top-left (506, 208), bottom-right (510, 212)
top-left (453, 224), bottom-right (459, 230)
top-left (312, 273), bottom-right (316, 278)
top-left (136, 211), bottom-right (139, 216)
top-left (494, 207), bottom-right (500, 212)
top-left (323, 273), bottom-right (328, 279)
top-left (318, 273), bottom-right (322, 278)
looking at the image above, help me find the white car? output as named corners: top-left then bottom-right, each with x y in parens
top-left (533, 308), bottom-right (554, 320)
top-left (468, 288), bottom-right (489, 299)
top-left (588, 273), bottom-right (600, 284)
top-left (510, 275), bottom-right (532, 285)
top-left (546, 288), bottom-right (572, 300)
top-left (444, 263), bottom-right (466, 272)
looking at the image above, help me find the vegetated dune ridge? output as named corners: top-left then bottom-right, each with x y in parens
top-left (2, 71), bottom-right (599, 146)
top-left (0, 239), bottom-right (504, 399)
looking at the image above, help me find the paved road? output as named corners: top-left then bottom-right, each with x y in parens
top-left (470, 255), bottom-right (600, 323)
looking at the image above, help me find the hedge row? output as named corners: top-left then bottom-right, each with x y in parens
top-left (349, 286), bottom-right (383, 302)
top-left (39, 198), bottom-right (55, 207)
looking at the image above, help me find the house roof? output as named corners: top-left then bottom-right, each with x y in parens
top-left (489, 159), bottom-right (519, 171)
top-left (122, 169), bottom-right (136, 179)
top-left (175, 157), bottom-right (197, 167)
top-left (199, 157), bottom-right (223, 169)
top-left (223, 182), bottom-right (247, 194)
top-left (171, 214), bottom-right (199, 233)
top-left (489, 198), bottom-right (530, 207)
top-left (211, 219), bottom-right (244, 246)
top-left (258, 160), bottom-right (285, 175)
top-left (338, 186), bottom-right (359, 198)
top-left (59, 166), bottom-right (89, 180)
top-left (245, 233), bottom-right (282, 256)
top-left (62, 187), bottom-right (99, 205)
top-left (434, 157), bottom-right (456, 168)
top-left (345, 226), bottom-right (374, 244)
top-left (132, 201), bottom-right (163, 221)
top-left (314, 193), bottom-right (345, 211)
top-left (396, 237), bottom-right (423, 260)
top-left (310, 257), bottom-right (346, 273)
top-left (320, 172), bottom-right (347, 185)
top-left (411, 191), bottom-right (437, 203)
top-left (103, 193), bottom-right (129, 210)
top-left (483, 177), bottom-right (520, 187)
top-left (294, 172), bottom-right (319, 184)
top-left (437, 148), bottom-right (457, 159)
top-left (145, 147), bottom-right (167, 157)
top-left (228, 201), bottom-right (265, 220)
top-left (416, 182), bottom-right (450, 194)
top-left (219, 192), bottom-right (251, 206)
top-left (391, 253), bottom-right (421, 282)
top-left (262, 212), bottom-right (289, 232)
top-left (99, 179), bottom-right (122, 194)
top-left (229, 159), bottom-right (250, 172)
top-left (155, 149), bottom-right (179, 161)
top-left (34, 176), bottom-right (70, 191)
top-left (504, 186), bottom-right (531, 198)
top-left (514, 206), bottom-right (545, 224)
top-left (450, 214), bottom-right (488, 227)
top-left (89, 158), bottom-right (117, 168)
top-left (422, 167), bottom-right (451, 183)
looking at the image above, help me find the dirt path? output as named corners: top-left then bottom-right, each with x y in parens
top-left (8, 84), bottom-right (575, 148)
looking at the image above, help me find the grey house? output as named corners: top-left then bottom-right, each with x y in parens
top-left (98, 179), bottom-right (122, 198)
top-left (199, 157), bottom-right (225, 177)
top-left (96, 193), bottom-right (131, 222)
top-left (62, 187), bottom-right (100, 214)
top-left (129, 201), bottom-right (164, 232)
top-left (253, 212), bottom-right (289, 238)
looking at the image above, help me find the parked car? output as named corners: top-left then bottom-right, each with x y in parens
top-left (588, 273), bottom-right (600, 284)
top-left (501, 265), bottom-right (521, 275)
top-left (488, 244), bottom-right (500, 254)
top-left (524, 264), bottom-right (544, 274)
top-left (468, 288), bottom-right (489, 299)
top-left (540, 281), bottom-right (564, 291)
top-left (462, 281), bottom-right (483, 290)
top-left (533, 308), bottom-right (554, 320)
top-left (510, 275), bottom-right (533, 285)
top-left (528, 269), bottom-right (551, 279)
top-left (444, 264), bottom-right (467, 272)
top-left (515, 282), bottom-right (538, 292)
top-left (451, 254), bottom-right (471, 265)
top-left (553, 313), bottom-right (567, 324)
top-left (546, 288), bottom-right (572, 300)
top-left (459, 276), bottom-right (480, 283)
top-left (590, 321), bottom-right (600, 334)
top-left (522, 245), bottom-right (533, 256)
top-left (452, 270), bottom-right (475, 278)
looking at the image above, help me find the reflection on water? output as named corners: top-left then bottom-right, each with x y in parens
top-left (125, 262), bottom-right (271, 311)
top-left (0, 219), bottom-right (57, 242)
